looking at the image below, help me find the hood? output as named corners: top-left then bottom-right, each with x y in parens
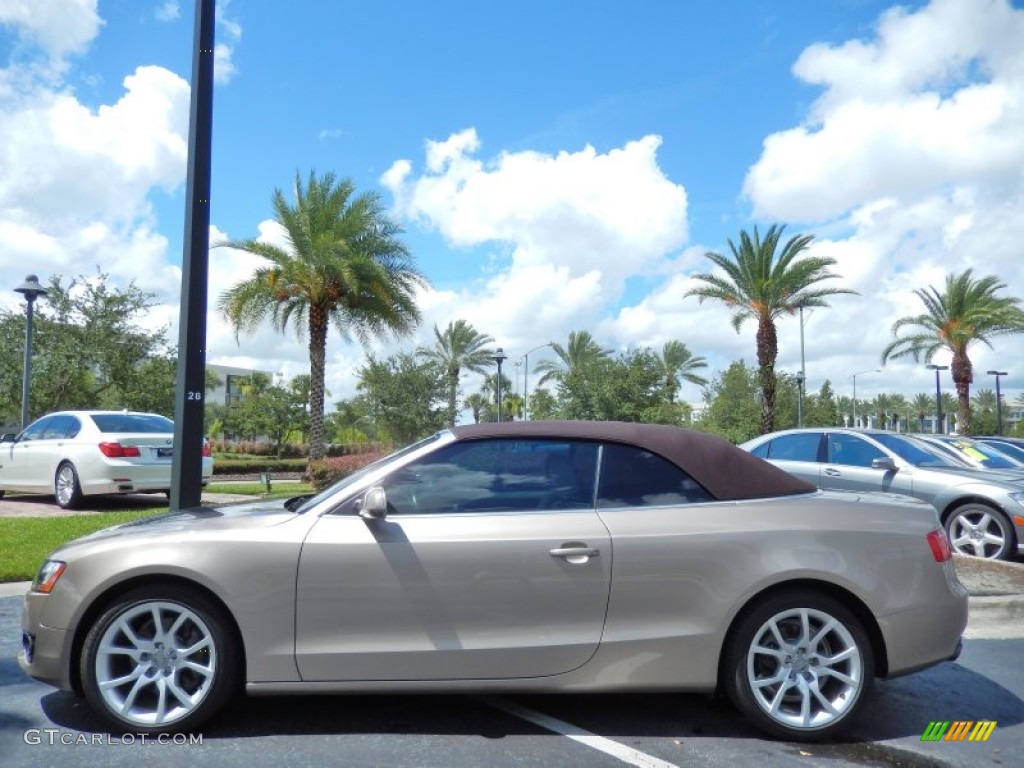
top-left (53, 497), bottom-right (299, 555)
top-left (924, 465), bottom-right (1024, 487)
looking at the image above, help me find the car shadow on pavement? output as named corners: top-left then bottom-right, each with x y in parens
top-left (0, 493), bottom-right (168, 515)
top-left (38, 660), bottom-right (1022, 742)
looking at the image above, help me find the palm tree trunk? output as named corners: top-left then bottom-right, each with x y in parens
top-left (447, 365), bottom-right (459, 427)
top-left (951, 349), bottom-right (973, 435)
top-left (308, 306), bottom-right (329, 461)
top-left (756, 316), bottom-right (778, 434)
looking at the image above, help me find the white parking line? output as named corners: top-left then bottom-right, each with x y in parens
top-left (483, 697), bottom-right (681, 768)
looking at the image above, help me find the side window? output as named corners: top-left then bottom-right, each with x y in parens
top-left (598, 443), bottom-right (713, 508)
top-left (20, 417), bottom-right (52, 442)
top-left (381, 439), bottom-right (598, 515)
top-left (748, 441), bottom-right (770, 458)
top-left (42, 415), bottom-right (80, 439)
top-left (766, 433), bottom-right (821, 462)
top-left (827, 434), bottom-right (885, 468)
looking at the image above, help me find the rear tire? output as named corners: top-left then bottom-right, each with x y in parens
top-left (55, 462), bottom-right (83, 509)
top-left (80, 585), bottom-right (240, 733)
top-left (723, 590), bottom-right (874, 741)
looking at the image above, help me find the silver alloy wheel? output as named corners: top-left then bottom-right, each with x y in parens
top-left (55, 464), bottom-right (78, 506)
top-left (947, 506), bottom-right (1009, 559)
top-left (746, 606), bottom-right (863, 731)
top-left (94, 601), bottom-right (217, 727)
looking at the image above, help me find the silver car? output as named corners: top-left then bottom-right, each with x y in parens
top-left (741, 428), bottom-right (1024, 560)
top-left (0, 410), bottom-right (213, 509)
top-left (911, 434), bottom-right (1024, 472)
top-left (20, 421), bottom-right (966, 741)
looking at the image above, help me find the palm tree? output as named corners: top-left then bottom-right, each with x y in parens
top-left (418, 320), bottom-right (494, 426)
top-left (462, 392), bottom-right (490, 424)
top-left (911, 392), bottom-right (934, 432)
top-left (655, 341), bottom-right (708, 403)
top-left (218, 171), bottom-right (426, 460)
top-left (534, 330), bottom-right (611, 387)
top-left (881, 269), bottom-right (1024, 435)
top-left (685, 224), bottom-right (855, 434)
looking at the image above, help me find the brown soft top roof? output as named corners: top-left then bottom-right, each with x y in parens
top-left (450, 420), bottom-right (815, 501)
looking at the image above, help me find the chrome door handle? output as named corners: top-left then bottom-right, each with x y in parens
top-left (824, 468), bottom-right (841, 476)
top-left (549, 546), bottom-right (600, 564)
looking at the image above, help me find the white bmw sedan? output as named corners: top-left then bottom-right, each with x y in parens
top-left (0, 410), bottom-right (212, 508)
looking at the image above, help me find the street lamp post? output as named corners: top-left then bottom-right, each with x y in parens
top-left (492, 347), bottom-right (508, 422)
top-left (522, 342), bottom-right (553, 421)
top-left (849, 369), bottom-right (880, 428)
top-left (987, 370), bottom-right (1008, 435)
top-left (926, 364), bottom-right (949, 434)
top-left (14, 274), bottom-right (48, 430)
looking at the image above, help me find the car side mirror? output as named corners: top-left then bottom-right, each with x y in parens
top-left (358, 486), bottom-right (388, 520)
top-left (871, 457), bottom-right (897, 471)
top-left (0, 433), bottom-right (16, 443)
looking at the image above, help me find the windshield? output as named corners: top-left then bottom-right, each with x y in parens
top-left (871, 433), bottom-right (964, 467)
top-left (932, 437), bottom-right (1023, 469)
top-left (293, 431), bottom-right (448, 514)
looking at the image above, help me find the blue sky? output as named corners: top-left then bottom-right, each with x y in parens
top-left (1, 0), bottom-right (1022, 417)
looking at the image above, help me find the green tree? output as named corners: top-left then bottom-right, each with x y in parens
top-left (226, 377), bottom-right (308, 456)
top-left (418, 319), bottom-right (494, 426)
top-left (0, 272), bottom-right (174, 424)
top-left (911, 393), bottom-right (934, 433)
top-left (557, 350), bottom-right (665, 423)
top-left (685, 225), bottom-right (855, 434)
top-left (357, 353), bottom-right (447, 444)
top-left (881, 269), bottom-right (1024, 435)
top-left (218, 171), bottom-right (426, 461)
top-left (695, 360), bottom-right (761, 443)
top-left (534, 330), bottom-right (611, 387)
top-left (655, 340), bottom-right (708, 403)
top-left (462, 392), bottom-right (490, 423)
top-left (804, 380), bottom-right (841, 427)
top-left (971, 388), bottom-right (999, 435)
top-left (525, 388), bottom-right (559, 421)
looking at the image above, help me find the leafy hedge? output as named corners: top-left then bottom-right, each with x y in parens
top-left (305, 452), bottom-right (387, 490)
top-left (212, 458), bottom-right (308, 474)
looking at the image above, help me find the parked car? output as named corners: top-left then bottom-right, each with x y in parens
top-left (741, 428), bottom-right (1024, 560)
top-left (975, 436), bottom-right (1024, 464)
top-left (0, 411), bottom-right (212, 509)
top-left (911, 434), bottom-right (1024, 472)
top-left (20, 421), bottom-right (966, 741)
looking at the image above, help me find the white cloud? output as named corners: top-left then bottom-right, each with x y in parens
top-left (745, 0), bottom-right (1024, 222)
top-left (154, 2), bottom-right (180, 23)
top-left (385, 129), bottom-right (688, 292)
top-left (0, 0), bottom-right (101, 62)
top-left (212, 0), bottom-right (241, 84)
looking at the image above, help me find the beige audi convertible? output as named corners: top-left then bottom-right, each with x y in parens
top-left (19, 421), bottom-right (967, 740)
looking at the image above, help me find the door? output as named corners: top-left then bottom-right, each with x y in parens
top-left (822, 432), bottom-right (914, 496)
top-left (1, 416), bottom-right (53, 490)
top-left (295, 438), bottom-right (611, 681)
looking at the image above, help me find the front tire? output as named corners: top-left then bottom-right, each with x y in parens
top-left (945, 503), bottom-right (1015, 560)
top-left (80, 585), bottom-right (240, 733)
top-left (723, 590), bottom-right (874, 741)
top-left (55, 462), bottom-right (83, 509)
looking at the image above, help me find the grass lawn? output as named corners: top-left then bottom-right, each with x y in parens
top-left (1, 511), bottom-right (157, 583)
top-left (0, 482), bottom-right (314, 583)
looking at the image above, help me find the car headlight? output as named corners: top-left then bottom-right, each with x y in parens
top-left (32, 560), bottom-right (66, 594)
top-left (1010, 492), bottom-right (1024, 508)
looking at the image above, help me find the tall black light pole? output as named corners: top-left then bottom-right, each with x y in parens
top-left (987, 370), bottom-right (1007, 435)
top-left (926, 363), bottom-right (949, 434)
top-left (170, 0), bottom-right (216, 510)
top-left (14, 274), bottom-right (48, 430)
top-left (492, 347), bottom-right (507, 422)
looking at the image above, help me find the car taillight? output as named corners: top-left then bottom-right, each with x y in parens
top-left (927, 529), bottom-right (952, 562)
top-left (202, 441), bottom-right (212, 458)
top-left (98, 442), bottom-right (141, 458)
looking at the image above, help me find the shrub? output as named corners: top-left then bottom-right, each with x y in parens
top-left (305, 452), bottom-right (387, 490)
top-left (212, 458), bottom-right (308, 474)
